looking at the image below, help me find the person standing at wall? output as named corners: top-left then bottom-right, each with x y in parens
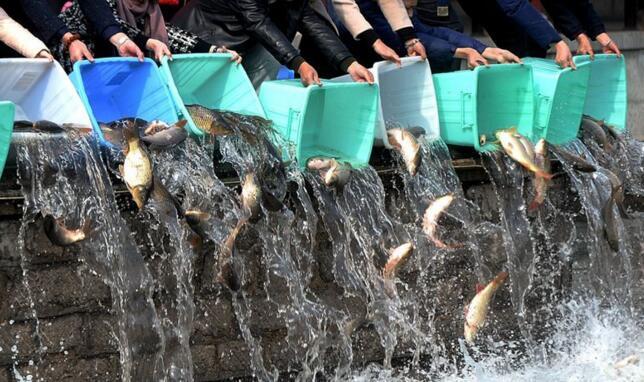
top-left (332, 0), bottom-right (521, 73)
top-left (539, 0), bottom-right (621, 58)
top-left (417, 0), bottom-right (577, 68)
top-left (172, 0), bottom-right (374, 88)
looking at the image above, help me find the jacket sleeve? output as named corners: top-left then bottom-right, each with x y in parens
top-left (19, 0), bottom-right (69, 46)
top-left (232, 0), bottom-right (303, 70)
top-left (298, 3), bottom-right (356, 72)
top-left (0, 7), bottom-right (49, 58)
top-left (77, 0), bottom-right (122, 42)
top-left (568, 0), bottom-right (605, 39)
top-left (331, 0), bottom-right (374, 38)
top-left (426, 26), bottom-right (488, 53)
top-left (378, 0), bottom-right (413, 32)
top-left (495, 0), bottom-right (562, 49)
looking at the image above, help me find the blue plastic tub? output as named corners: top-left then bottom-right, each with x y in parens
top-left (70, 58), bottom-right (180, 144)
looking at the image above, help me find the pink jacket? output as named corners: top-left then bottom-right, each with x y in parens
top-left (331, 0), bottom-right (413, 39)
top-left (0, 7), bottom-right (49, 58)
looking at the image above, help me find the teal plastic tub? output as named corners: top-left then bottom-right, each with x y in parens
top-left (258, 80), bottom-right (379, 168)
top-left (523, 58), bottom-right (591, 144)
top-left (160, 54), bottom-right (266, 137)
top-left (573, 54), bottom-right (627, 132)
top-left (433, 64), bottom-right (535, 150)
top-left (0, 101), bottom-right (15, 178)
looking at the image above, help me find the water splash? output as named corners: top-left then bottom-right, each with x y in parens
top-left (16, 133), bottom-right (165, 381)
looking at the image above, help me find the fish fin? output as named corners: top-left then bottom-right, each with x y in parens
top-left (527, 199), bottom-right (542, 213)
top-left (174, 120), bottom-right (188, 129)
top-left (81, 218), bottom-right (93, 237)
top-left (188, 233), bottom-right (203, 252)
top-left (618, 204), bottom-right (630, 220)
top-left (536, 170), bottom-right (554, 180)
top-left (475, 283), bottom-right (485, 294)
top-left (494, 271), bottom-right (509, 285)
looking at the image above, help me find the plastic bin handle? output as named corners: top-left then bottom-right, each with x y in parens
top-left (461, 92), bottom-right (474, 130)
top-left (287, 109), bottom-right (301, 139)
top-left (535, 94), bottom-right (550, 131)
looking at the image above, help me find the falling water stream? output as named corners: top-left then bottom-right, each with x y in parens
top-left (7, 116), bottom-right (644, 381)
top-left (16, 133), bottom-right (165, 381)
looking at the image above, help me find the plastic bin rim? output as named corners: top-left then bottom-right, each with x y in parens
top-left (573, 53), bottom-right (624, 64)
top-left (72, 57), bottom-right (159, 72)
top-left (371, 56), bottom-right (428, 73)
top-left (160, 53), bottom-right (234, 65)
top-left (524, 57), bottom-right (592, 77)
top-left (0, 57), bottom-right (56, 65)
top-left (265, 79), bottom-right (378, 91)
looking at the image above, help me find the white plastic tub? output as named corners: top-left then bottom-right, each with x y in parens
top-left (0, 59), bottom-right (91, 126)
top-left (334, 57), bottom-right (439, 148)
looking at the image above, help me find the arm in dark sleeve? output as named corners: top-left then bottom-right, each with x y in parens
top-left (495, 0), bottom-right (562, 49)
top-left (427, 26), bottom-right (488, 53)
top-left (77, 0), bottom-right (122, 42)
top-left (540, 0), bottom-right (605, 40)
top-left (19, 0), bottom-right (69, 45)
top-left (568, 0), bottom-right (605, 39)
top-left (298, 4), bottom-right (356, 72)
top-left (417, 33), bottom-right (458, 68)
top-left (232, 0), bottom-right (303, 70)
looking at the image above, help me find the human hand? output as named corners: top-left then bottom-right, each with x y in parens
top-left (455, 47), bottom-right (488, 69)
top-left (146, 38), bottom-right (172, 62)
top-left (405, 38), bottom-right (427, 60)
top-left (215, 46), bottom-right (243, 64)
top-left (110, 33), bottom-right (144, 61)
top-left (575, 33), bottom-right (594, 59)
top-left (554, 40), bottom-right (576, 69)
top-left (36, 50), bottom-right (54, 62)
top-left (482, 47), bottom-right (521, 64)
top-left (68, 40), bottom-right (94, 64)
top-left (596, 33), bottom-right (621, 57)
top-left (373, 39), bottom-right (401, 66)
top-left (347, 61), bottom-right (374, 84)
top-left (298, 62), bottom-right (321, 87)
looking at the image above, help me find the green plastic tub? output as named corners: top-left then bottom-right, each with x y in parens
top-left (160, 54), bottom-right (266, 137)
top-left (523, 58), bottom-right (591, 144)
top-left (433, 64), bottom-right (534, 150)
top-left (573, 54), bottom-right (627, 132)
top-left (0, 101), bottom-right (15, 178)
top-left (258, 80), bottom-right (379, 168)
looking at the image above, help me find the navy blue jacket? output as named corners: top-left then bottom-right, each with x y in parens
top-left (8, 0), bottom-right (122, 46)
top-left (495, 0), bottom-right (562, 49)
top-left (540, 0), bottom-right (606, 40)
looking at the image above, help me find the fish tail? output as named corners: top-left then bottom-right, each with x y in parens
top-left (174, 120), bottom-right (188, 129)
top-left (527, 198), bottom-right (542, 212)
top-left (535, 169), bottom-right (554, 180)
top-left (493, 271), bottom-right (509, 286)
top-left (122, 120), bottom-right (140, 141)
top-left (81, 218), bottom-right (93, 237)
